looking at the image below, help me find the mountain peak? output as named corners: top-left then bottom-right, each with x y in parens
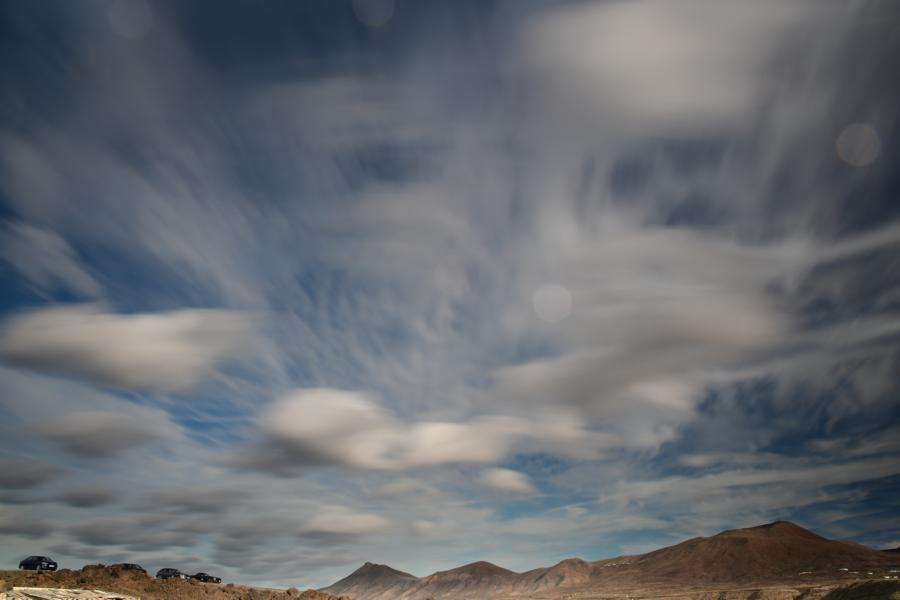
top-left (321, 560), bottom-right (418, 595)
top-left (350, 562), bottom-right (416, 578)
top-left (425, 560), bottom-right (517, 583)
top-left (322, 521), bottom-right (897, 600)
top-left (448, 561), bottom-right (515, 576)
top-left (717, 520), bottom-right (825, 541)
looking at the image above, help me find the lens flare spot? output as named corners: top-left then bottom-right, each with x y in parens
top-left (533, 284), bottom-right (573, 323)
top-left (836, 123), bottom-right (880, 167)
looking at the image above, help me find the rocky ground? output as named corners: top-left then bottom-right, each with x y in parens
top-left (0, 565), bottom-right (347, 600)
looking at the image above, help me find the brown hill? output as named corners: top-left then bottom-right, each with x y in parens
top-left (321, 521), bottom-right (900, 600)
top-left (0, 564), bottom-right (345, 600)
top-left (514, 557), bottom-right (593, 595)
top-left (321, 560), bottom-right (518, 600)
top-left (609, 520), bottom-right (898, 585)
top-left (321, 562), bottom-right (419, 600)
top-left (411, 561), bottom-right (516, 600)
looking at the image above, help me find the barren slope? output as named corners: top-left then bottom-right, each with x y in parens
top-left (0, 565), bottom-right (344, 600)
top-left (604, 521), bottom-right (898, 586)
top-left (321, 521), bottom-right (900, 600)
top-left (321, 562), bottom-right (419, 600)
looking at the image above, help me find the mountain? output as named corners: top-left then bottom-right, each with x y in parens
top-left (320, 561), bottom-right (517, 600)
top-left (513, 557), bottom-right (593, 595)
top-left (601, 520), bottom-right (896, 585)
top-left (321, 521), bottom-right (900, 600)
top-left (414, 561), bottom-right (517, 599)
top-left (322, 562), bottom-right (418, 600)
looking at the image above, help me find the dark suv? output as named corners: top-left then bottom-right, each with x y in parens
top-left (113, 563), bottom-right (146, 574)
top-left (192, 572), bottom-right (221, 583)
top-left (156, 568), bottom-right (186, 579)
top-left (19, 556), bottom-right (57, 571)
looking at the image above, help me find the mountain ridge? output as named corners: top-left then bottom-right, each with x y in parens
top-left (320, 521), bottom-right (900, 600)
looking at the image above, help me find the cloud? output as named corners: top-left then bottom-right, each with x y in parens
top-left (526, 0), bottom-right (823, 134)
top-left (0, 460), bottom-right (62, 490)
top-left (34, 408), bottom-right (177, 459)
top-left (479, 468), bottom-right (536, 494)
top-left (493, 229), bottom-right (796, 449)
top-left (60, 487), bottom-right (118, 508)
top-left (603, 455), bottom-right (900, 526)
top-left (0, 222), bottom-right (101, 297)
top-left (246, 388), bottom-right (604, 472)
top-left (148, 486), bottom-right (251, 514)
top-left (304, 507), bottom-right (390, 537)
top-left (0, 507), bottom-right (53, 538)
top-left (0, 0), bottom-right (896, 587)
top-left (0, 304), bottom-right (255, 391)
top-left (68, 515), bottom-right (196, 550)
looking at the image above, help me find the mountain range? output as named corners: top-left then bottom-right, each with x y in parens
top-left (320, 521), bottom-right (900, 600)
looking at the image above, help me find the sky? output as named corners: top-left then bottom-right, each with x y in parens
top-left (0, 0), bottom-right (899, 590)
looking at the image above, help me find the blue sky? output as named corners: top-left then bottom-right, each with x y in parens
top-left (0, 0), bottom-right (898, 590)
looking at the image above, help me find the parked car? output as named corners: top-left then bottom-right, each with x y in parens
top-left (18, 556), bottom-right (57, 571)
top-left (112, 563), bottom-right (146, 574)
top-left (191, 572), bottom-right (221, 583)
top-left (156, 568), bottom-right (187, 579)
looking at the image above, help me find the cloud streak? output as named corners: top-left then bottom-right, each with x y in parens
top-left (0, 0), bottom-right (896, 587)
top-left (0, 304), bottom-right (256, 391)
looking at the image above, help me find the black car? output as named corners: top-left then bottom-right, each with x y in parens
top-left (156, 568), bottom-right (187, 579)
top-left (192, 572), bottom-right (221, 584)
top-left (19, 556), bottom-right (57, 571)
top-left (112, 563), bottom-right (146, 574)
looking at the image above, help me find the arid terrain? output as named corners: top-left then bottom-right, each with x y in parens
top-left (0, 565), bottom-right (345, 600)
top-left (320, 522), bottom-right (900, 600)
top-left (3, 522), bottom-right (899, 600)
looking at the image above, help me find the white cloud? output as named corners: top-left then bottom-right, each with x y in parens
top-left (304, 507), bottom-right (390, 537)
top-left (527, 0), bottom-right (823, 134)
top-left (254, 388), bottom-right (608, 471)
top-left (479, 468), bottom-right (536, 494)
top-left (494, 228), bottom-right (798, 449)
top-left (0, 304), bottom-right (255, 391)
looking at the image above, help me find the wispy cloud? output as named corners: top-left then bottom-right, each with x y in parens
top-left (0, 0), bottom-right (897, 588)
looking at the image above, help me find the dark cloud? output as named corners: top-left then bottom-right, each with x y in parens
top-left (0, 508), bottom-right (53, 538)
top-left (34, 410), bottom-right (170, 459)
top-left (0, 460), bottom-right (62, 489)
top-left (67, 516), bottom-right (197, 551)
top-left (60, 486), bottom-right (118, 508)
top-left (145, 486), bottom-right (252, 514)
